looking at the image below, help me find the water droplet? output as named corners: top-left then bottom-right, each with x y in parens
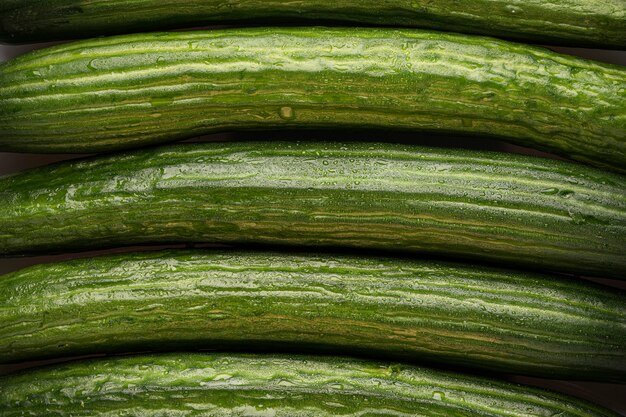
top-left (505, 5), bottom-right (522, 14)
top-left (322, 160), bottom-right (330, 166)
top-left (540, 188), bottom-right (559, 195)
top-left (279, 106), bottom-right (295, 120)
top-left (277, 378), bottom-right (295, 386)
top-left (87, 59), bottom-right (97, 71)
top-left (188, 41), bottom-right (199, 49)
top-left (156, 56), bottom-right (166, 65)
top-left (135, 304), bottom-right (162, 312)
top-left (330, 383), bottom-right (344, 390)
top-left (568, 209), bottom-right (585, 225)
top-left (432, 391), bottom-right (445, 401)
top-left (32, 70), bottom-right (42, 77)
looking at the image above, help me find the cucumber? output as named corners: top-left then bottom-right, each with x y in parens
top-left (0, 28), bottom-right (624, 172)
top-left (0, 0), bottom-right (624, 48)
top-left (1, 141), bottom-right (624, 278)
top-left (1, 250), bottom-right (625, 381)
top-left (0, 353), bottom-right (619, 416)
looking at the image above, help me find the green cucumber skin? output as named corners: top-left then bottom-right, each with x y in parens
top-left (1, 141), bottom-right (625, 278)
top-left (0, 28), bottom-right (624, 172)
top-left (1, 250), bottom-right (625, 382)
top-left (0, 353), bottom-right (619, 417)
top-left (0, 0), bottom-right (625, 48)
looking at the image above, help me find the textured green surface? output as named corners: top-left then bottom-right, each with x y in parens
top-left (1, 250), bottom-right (625, 381)
top-left (0, 0), bottom-right (625, 47)
top-left (0, 28), bottom-right (624, 171)
top-left (0, 353), bottom-right (619, 416)
top-left (1, 141), bottom-right (625, 278)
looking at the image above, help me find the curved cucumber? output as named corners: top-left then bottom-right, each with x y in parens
top-left (0, 0), bottom-right (624, 47)
top-left (0, 353), bottom-right (620, 416)
top-left (0, 28), bottom-right (624, 172)
top-left (1, 141), bottom-right (625, 278)
top-left (1, 250), bottom-right (625, 381)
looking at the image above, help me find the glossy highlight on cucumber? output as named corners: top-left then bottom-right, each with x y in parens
top-left (0, 141), bottom-right (624, 278)
top-left (0, 0), bottom-right (624, 47)
top-left (0, 353), bottom-right (620, 416)
top-left (0, 28), bottom-right (624, 172)
top-left (1, 250), bottom-right (625, 381)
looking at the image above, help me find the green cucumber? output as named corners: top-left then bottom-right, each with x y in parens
top-left (1, 141), bottom-right (625, 278)
top-left (0, 28), bottom-right (624, 172)
top-left (1, 250), bottom-right (625, 381)
top-left (0, 0), bottom-right (624, 47)
top-left (0, 353), bottom-right (619, 416)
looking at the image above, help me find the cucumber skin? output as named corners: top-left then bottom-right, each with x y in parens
top-left (1, 250), bottom-right (625, 382)
top-left (0, 353), bottom-right (619, 416)
top-left (0, 28), bottom-right (624, 173)
top-left (0, 141), bottom-right (624, 278)
top-left (0, 0), bottom-right (624, 48)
